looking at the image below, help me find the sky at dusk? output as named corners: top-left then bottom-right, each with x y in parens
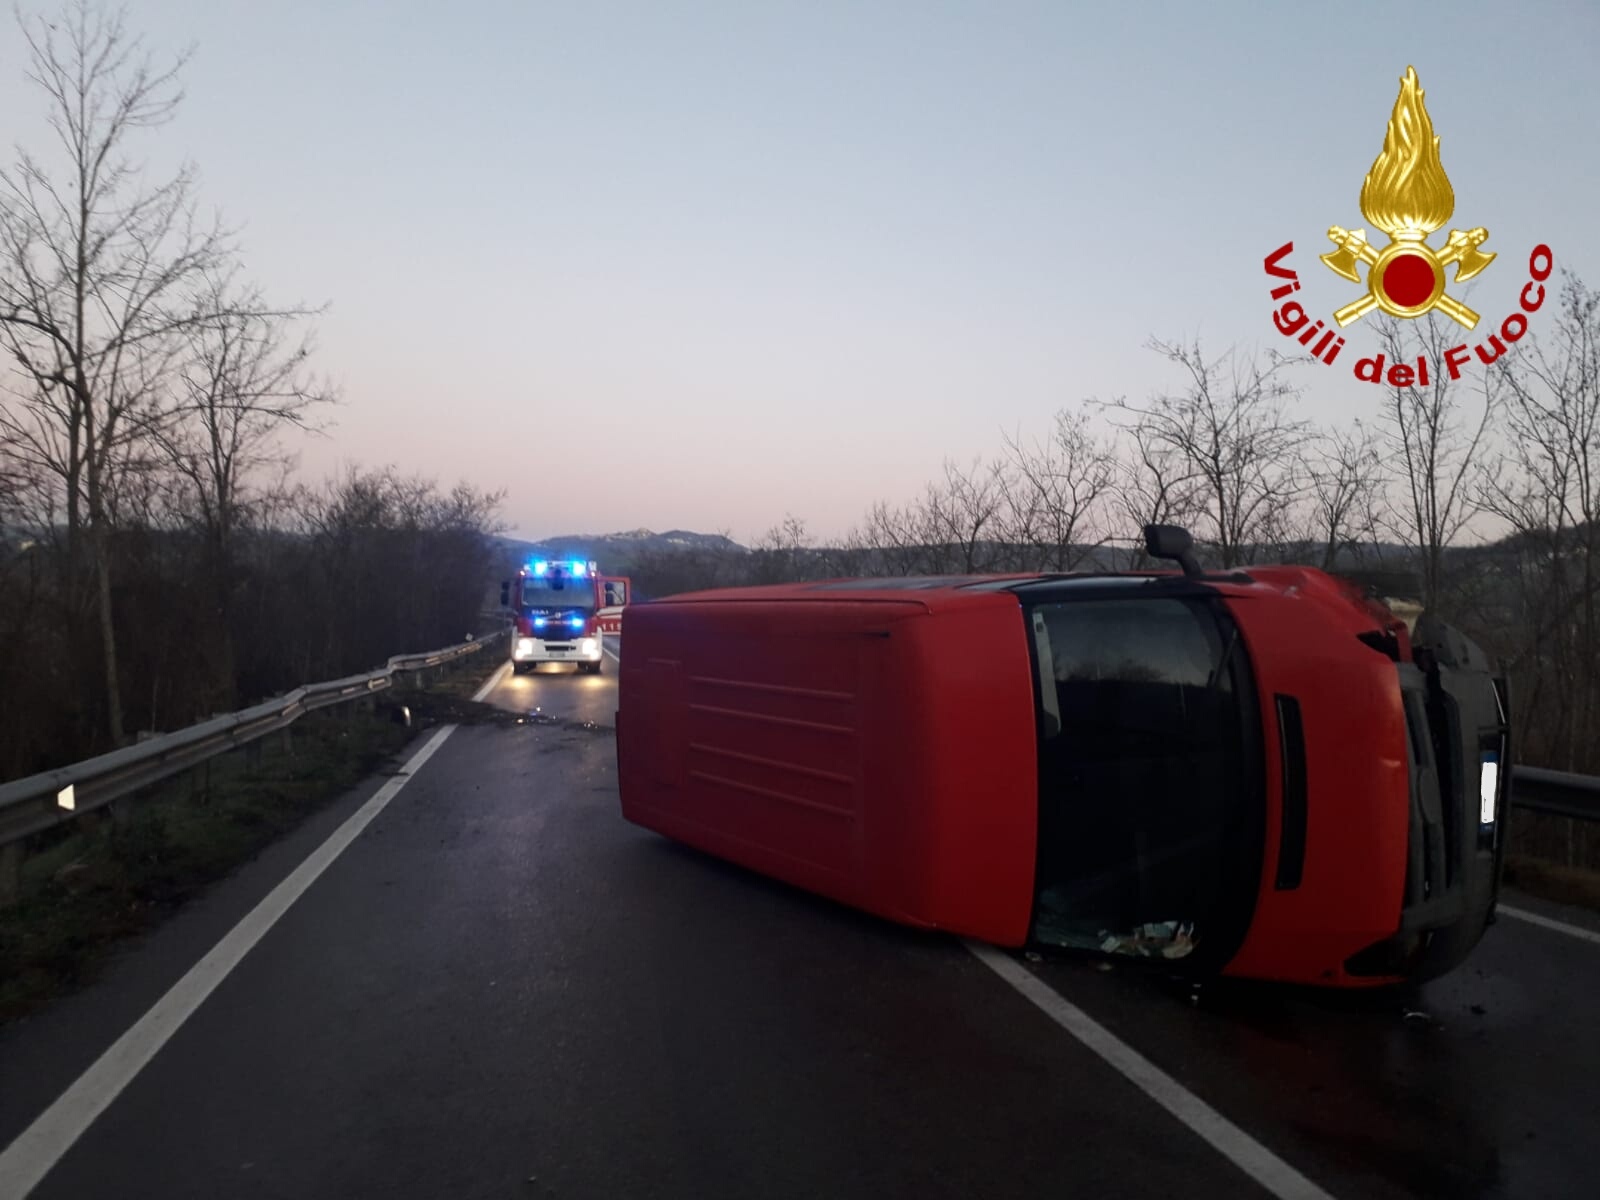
top-left (3, 0), bottom-right (1597, 544)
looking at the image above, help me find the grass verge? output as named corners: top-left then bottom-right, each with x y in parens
top-left (0, 653), bottom-right (510, 1027)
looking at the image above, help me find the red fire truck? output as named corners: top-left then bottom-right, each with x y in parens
top-left (500, 559), bottom-right (630, 675)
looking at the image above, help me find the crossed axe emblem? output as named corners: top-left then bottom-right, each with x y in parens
top-left (1320, 226), bottom-right (1496, 330)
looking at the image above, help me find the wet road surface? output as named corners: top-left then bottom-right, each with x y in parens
top-left (2, 634), bottom-right (1596, 1199)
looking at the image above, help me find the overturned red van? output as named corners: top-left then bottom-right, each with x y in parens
top-left (615, 526), bottom-right (1511, 988)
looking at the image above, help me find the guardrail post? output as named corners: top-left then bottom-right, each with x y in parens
top-left (281, 726), bottom-right (294, 758)
top-left (0, 841), bottom-right (21, 907)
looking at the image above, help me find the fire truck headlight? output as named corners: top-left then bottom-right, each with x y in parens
top-left (580, 638), bottom-right (598, 657)
top-left (516, 637), bottom-right (535, 658)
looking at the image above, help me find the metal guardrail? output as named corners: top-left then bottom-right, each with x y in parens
top-left (0, 628), bottom-right (509, 861)
top-left (1, 626), bottom-right (1592, 898)
top-left (1512, 765), bottom-right (1600, 821)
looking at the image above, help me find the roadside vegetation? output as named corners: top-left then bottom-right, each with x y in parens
top-left (0, 650), bottom-right (511, 1026)
top-left (0, 3), bottom-right (505, 786)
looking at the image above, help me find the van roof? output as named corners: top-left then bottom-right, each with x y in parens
top-left (647, 570), bottom-right (1204, 606)
top-left (638, 565), bottom-right (1398, 611)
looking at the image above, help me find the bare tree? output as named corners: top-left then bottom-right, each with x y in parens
top-left (1274, 420), bottom-right (1388, 570)
top-left (998, 406), bottom-right (1115, 572)
top-left (1099, 338), bottom-right (1309, 568)
top-left (1479, 273), bottom-right (1600, 768)
top-left (1103, 413), bottom-right (1203, 569)
top-left (149, 267), bottom-right (334, 704)
top-left (853, 499), bottom-right (931, 575)
top-left (289, 466), bottom-right (504, 677)
top-left (917, 456), bottom-right (1010, 573)
top-left (160, 269), bottom-right (334, 552)
top-left (749, 513), bottom-right (811, 584)
top-left (1372, 312), bottom-right (1502, 608)
top-left (0, 2), bottom-right (236, 743)
top-left (815, 533), bottom-right (872, 579)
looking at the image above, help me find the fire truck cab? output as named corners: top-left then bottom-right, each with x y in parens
top-left (500, 559), bottom-right (629, 675)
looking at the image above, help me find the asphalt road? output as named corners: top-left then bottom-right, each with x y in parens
top-left (486, 641), bottom-right (623, 727)
top-left (2, 635), bottom-right (1598, 1199)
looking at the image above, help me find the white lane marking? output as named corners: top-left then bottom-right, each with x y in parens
top-left (0, 725), bottom-right (459, 1199)
top-left (603, 637), bottom-right (620, 663)
top-left (473, 661), bottom-right (511, 702)
top-left (1498, 904), bottom-right (1600, 946)
top-left (965, 942), bottom-right (1338, 1200)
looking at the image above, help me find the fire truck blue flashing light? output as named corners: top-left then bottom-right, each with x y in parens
top-left (568, 615), bottom-right (585, 630)
top-left (525, 558), bottom-right (598, 579)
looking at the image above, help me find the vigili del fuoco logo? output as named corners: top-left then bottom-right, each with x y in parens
top-left (1264, 66), bottom-right (1553, 388)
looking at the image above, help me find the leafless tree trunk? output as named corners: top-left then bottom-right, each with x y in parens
top-left (1479, 273), bottom-right (1600, 769)
top-left (0, 2), bottom-right (235, 745)
top-left (750, 514), bottom-right (811, 583)
top-left (998, 406), bottom-right (1115, 572)
top-left (1273, 420), bottom-right (1388, 570)
top-left (152, 267), bottom-right (335, 706)
top-left (918, 457), bottom-right (1010, 573)
top-left (1372, 312), bottom-right (1502, 610)
top-left (854, 500), bottom-right (930, 575)
top-left (1106, 416), bottom-right (1203, 569)
top-left (1100, 338), bottom-right (1309, 569)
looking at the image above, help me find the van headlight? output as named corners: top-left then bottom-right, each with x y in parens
top-left (1480, 753), bottom-right (1500, 825)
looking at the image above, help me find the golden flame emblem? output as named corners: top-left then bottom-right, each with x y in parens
top-left (1320, 67), bottom-right (1495, 329)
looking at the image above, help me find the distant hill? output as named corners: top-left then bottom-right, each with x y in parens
top-left (494, 528), bottom-right (747, 572)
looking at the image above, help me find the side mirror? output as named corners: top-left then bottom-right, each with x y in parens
top-left (1143, 524), bottom-right (1201, 577)
top-left (499, 580), bottom-right (510, 607)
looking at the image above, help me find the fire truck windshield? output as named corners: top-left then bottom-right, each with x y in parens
top-left (519, 579), bottom-right (597, 610)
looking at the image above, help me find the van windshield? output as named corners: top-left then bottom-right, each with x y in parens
top-left (1025, 594), bottom-right (1263, 966)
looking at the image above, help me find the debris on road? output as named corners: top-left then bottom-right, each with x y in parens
top-left (1098, 921), bottom-right (1198, 960)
